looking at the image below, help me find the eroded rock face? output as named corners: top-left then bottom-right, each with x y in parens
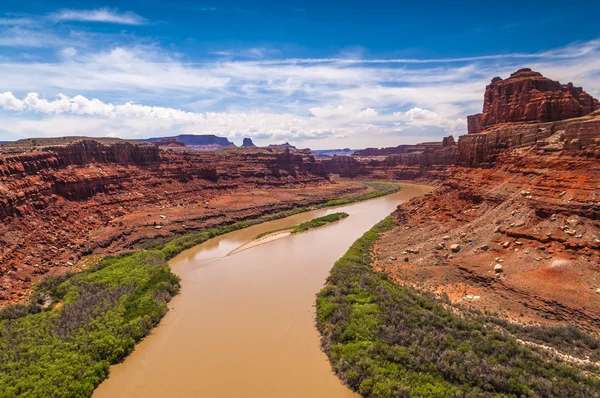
top-left (370, 69), bottom-right (600, 331)
top-left (480, 68), bottom-right (599, 128)
top-left (467, 114), bottom-right (483, 134)
top-left (322, 155), bottom-right (366, 177)
top-left (0, 139), bottom-right (342, 303)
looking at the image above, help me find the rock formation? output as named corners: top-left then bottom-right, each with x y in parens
top-left (352, 141), bottom-right (444, 157)
top-left (480, 68), bottom-right (599, 128)
top-left (151, 137), bottom-right (187, 147)
top-left (467, 114), bottom-right (482, 134)
top-left (371, 69), bottom-right (600, 331)
top-left (242, 138), bottom-right (256, 147)
top-left (267, 142), bottom-right (297, 150)
top-left (145, 134), bottom-right (234, 150)
top-left (322, 155), bottom-right (366, 177)
top-left (0, 138), bottom-right (364, 303)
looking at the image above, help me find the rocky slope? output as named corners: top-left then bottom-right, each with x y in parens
top-left (0, 139), bottom-right (363, 304)
top-left (372, 70), bottom-right (600, 330)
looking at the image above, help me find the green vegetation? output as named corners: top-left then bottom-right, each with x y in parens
top-left (292, 212), bottom-right (349, 233)
top-left (0, 181), bottom-right (402, 397)
top-left (254, 181), bottom-right (401, 239)
top-left (0, 250), bottom-right (180, 397)
top-left (256, 212), bottom-right (349, 238)
top-left (317, 217), bottom-right (600, 398)
top-left (324, 181), bottom-right (402, 207)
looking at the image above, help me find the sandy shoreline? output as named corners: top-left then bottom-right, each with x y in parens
top-left (227, 230), bottom-right (292, 256)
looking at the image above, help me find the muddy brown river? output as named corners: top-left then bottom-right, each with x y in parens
top-left (93, 184), bottom-right (432, 398)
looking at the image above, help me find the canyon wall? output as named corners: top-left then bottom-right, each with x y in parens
top-left (372, 69), bottom-right (600, 331)
top-left (0, 139), bottom-right (353, 303)
top-left (481, 68), bottom-right (599, 128)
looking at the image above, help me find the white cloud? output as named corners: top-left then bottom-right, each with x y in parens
top-left (0, 17), bottom-right (34, 26)
top-left (59, 47), bottom-right (78, 58)
top-left (0, 92), bottom-right (24, 111)
top-left (50, 8), bottom-right (146, 25)
top-left (0, 38), bottom-right (599, 147)
top-left (0, 27), bottom-right (73, 47)
top-left (394, 107), bottom-right (466, 133)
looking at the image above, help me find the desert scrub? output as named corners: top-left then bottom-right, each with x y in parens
top-left (292, 212), bottom-right (349, 233)
top-left (316, 217), bottom-right (600, 398)
top-left (256, 212), bottom-right (350, 238)
top-left (324, 181), bottom-right (402, 207)
top-left (0, 250), bottom-right (180, 398)
top-left (0, 181), bottom-right (402, 397)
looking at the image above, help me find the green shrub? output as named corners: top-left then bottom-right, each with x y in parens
top-left (0, 181), bottom-right (402, 397)
top-left (292, 212), bottom-right (349, 233)
top-left (317, 217), bottom-right (600, 397)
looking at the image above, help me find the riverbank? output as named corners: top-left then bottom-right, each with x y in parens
top-left (0, 181), bottom-right (402, 397)
top-left (229, 212), bottom-right (350, 255)
top-left (92, 184), bottom-right (432, 398)
top-left (316, 218), bottom-right (600, 397)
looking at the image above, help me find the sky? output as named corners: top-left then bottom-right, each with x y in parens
top-left (0, 1), bottom-right (599, 148)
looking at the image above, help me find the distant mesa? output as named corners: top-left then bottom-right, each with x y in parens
top-left (242, 138), bottom-right (256, 147)
top-left (145, 134), bottom-right (234, 150)
top-left (149, 137), bottom-right (186, 148)
top-left (352, 140), bottom-right (449, 157)
top-left (267, 142), bottom-right (297, 150)
top-left (467, 68), bottom-right (600, 134)
top-left (311, 148), bottom-right (355, 158)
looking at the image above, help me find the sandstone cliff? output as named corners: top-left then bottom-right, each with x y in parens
top-left (0, 139), bottom-right (354, 303)
top-left (372, 69), bottom-right (600, 331)
top-left (480, 68), bottom-right (599, 128)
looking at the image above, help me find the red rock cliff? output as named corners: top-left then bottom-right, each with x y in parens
top-left (480, 68), bottom-right (599, 128)
top-left (0, 140), bottom-right (344, 302)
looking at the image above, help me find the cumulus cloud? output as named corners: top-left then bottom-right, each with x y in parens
top-left (394, 108), bottom-right (466, 133)
top-left (50, 8), bottom-right (146, 25)
top-left (1, 38), bottom-right (600, 147)
top-left (0, 92), bottom-right (24, 111)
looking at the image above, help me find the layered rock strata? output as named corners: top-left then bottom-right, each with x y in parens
top-left (0, 139), bottom-right (361, 303)
top-left (371, 70), bottom-right (600, 330)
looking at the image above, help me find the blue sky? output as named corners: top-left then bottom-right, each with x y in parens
top-left (0, 1), bottom-right (599, 148)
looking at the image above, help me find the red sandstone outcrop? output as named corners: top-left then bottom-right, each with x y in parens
top-left (0, 138), bottom-right (359, 303)
top-left (372, 69), bottom-right (600, 332)
top-left (480, 68), bottom-right (599, 128)
top-left (467, 114), bottom-right (482, 134)
top-left (321, 155), bottom-right (366, 177)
